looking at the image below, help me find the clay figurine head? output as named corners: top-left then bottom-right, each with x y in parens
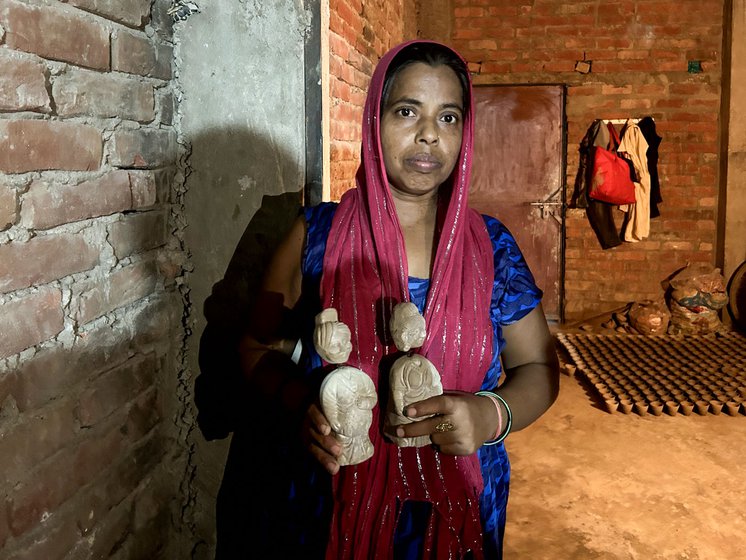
top-left (390, 302), bottom-right (427, 352)
top-left (314, 308), bottom-right (353, 364)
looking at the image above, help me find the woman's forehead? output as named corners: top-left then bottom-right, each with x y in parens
top-left (385, 63), bottom-right (463, 106)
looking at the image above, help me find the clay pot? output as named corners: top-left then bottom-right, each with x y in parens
top-left (604, 398), bottom-right (618, 414)
top-left (694, 401), bottom-right (710, 415)
top-left (634, 402), bottom-right (649, 417)
top-left (709, 400), bottom-right (723, 415)
top-left (679, 401), bottom-right (695, 416)
top-left (649, 401), bottom-right (664, 416)
top-left (618, 399), bottom-right (633, 414)
top-left (664, 401), bottom-right (679, 416)
top-left (724, 401), bottom-right (740, 416)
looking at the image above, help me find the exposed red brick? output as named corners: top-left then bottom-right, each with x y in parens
top-left (0, 398), bottom-right (77, 486)
top-left (53, 68), bottom-right (155, 122)
top-left (106, 211), bottom-right (167, 259)
top-left (64, 0), bottom-right (152, 29)
top-left (0, 287), bottom-right (63, 358)
top-left (109, 128), bottom-right (176, 169)
top-left (0, 50), bottom-right (50, 112)
top-left (11, 343), bottom-right (92, 412)
top-left (111, 29), bottom-right (172, 79)
top-left (0, 120), bottom-right (102, 173)
top-left (73, 431), bottom-right (163, 545)
top-left (3, 511), bottom-right (80, 560)
top-left (0, 0), bottom-right (110, 70)
top-left (8, 424), bottom-right (122, 537)
top-left (129, 170), bottom-right (158, 207)
top-left (75, 353), bottom-right (156, 427)
top-left (73, 259), bottom-right (158, 325)
top-left (20, 170), bottom-right (155, 230)
top-left (158, 90), bottom-right (175, 126)
top-left (0, 181), bottom-right (16, 230)
top-left (84, 498), bottom-right (133, 559)
top-left (0, 234), bottom-right (100, 293)
top-left (11, 298), bottom-right (173, 413)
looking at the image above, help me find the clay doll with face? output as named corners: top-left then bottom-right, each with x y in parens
top-left (319, 366), bottom-right (377, 465)
top-left (313, 308), bottom-right (352, 364)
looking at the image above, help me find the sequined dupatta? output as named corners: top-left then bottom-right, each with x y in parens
top-left (320, 40), bottom-right (495, 559)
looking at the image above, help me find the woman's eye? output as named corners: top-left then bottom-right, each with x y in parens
top-left (396, 107), bottom-right (414, 117)
top-left (441, 113), bottom-right (459, 124)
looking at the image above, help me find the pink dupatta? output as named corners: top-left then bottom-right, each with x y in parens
top-left (321, 41), bottom-right (495, 558)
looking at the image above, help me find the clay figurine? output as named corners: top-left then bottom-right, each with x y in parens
top-left (390, 302), bottom-right (426, 352)
top-left (313, 308), bottom-right (352, 364)
top-left (319, 366), bottom-right (377, 466)
top-left (386, 354), bottom-right (443, 447)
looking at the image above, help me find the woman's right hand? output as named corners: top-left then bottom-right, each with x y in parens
top-left (302, 402), bottom-right (341, 475)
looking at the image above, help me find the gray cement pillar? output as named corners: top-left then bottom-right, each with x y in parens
top-left (172, 1), bottom-right (316, 556)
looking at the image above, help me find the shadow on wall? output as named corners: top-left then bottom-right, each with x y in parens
top-left (187, 123), bottom-right (305, 439)
top-left (188, 124), bottom-right (325, 557)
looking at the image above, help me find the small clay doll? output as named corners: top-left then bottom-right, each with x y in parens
top-left (319, 366), bottom-right (377, 465)
top-left (390, 302), bottom-right (426, 352)
top-left (386, 354), bottom-right (443, 447)
top-left (313, 308), bottom-right (352, 364)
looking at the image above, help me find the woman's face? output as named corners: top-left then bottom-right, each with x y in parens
top-left (380, 62), bottom-right (464, 199)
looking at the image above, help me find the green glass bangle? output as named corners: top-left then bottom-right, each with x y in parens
top-left (475, 390), bottom-right (513, 446)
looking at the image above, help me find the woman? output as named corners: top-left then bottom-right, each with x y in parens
top-left (237, 40), bottom-right (559, 559)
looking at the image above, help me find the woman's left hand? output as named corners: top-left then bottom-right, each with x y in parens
top-left (389, 391), bottom-right (499, 455)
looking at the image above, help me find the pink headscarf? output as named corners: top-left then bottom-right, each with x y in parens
top-left (321, 40), bottom-right (495, 558)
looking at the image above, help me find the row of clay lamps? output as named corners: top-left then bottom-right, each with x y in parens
top-left (559, 333), bottom-right (746, 416)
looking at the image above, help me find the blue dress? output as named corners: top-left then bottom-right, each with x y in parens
top-left (300, 202), bottom-right (542, 558)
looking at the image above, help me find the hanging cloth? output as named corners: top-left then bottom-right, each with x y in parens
top-left (638, 116), bottom-right (663, 218)
top-left (618, 120), bottom-right (651, 242)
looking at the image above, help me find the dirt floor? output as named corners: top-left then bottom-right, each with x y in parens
top-left (503, 345), bottom-right (746, 559)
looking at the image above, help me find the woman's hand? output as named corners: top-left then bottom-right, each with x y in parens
top-left (302, 402), bottom-right (342, 475)
top-left (389, 391), bottom-right (499, 455)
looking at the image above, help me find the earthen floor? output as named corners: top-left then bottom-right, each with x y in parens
top-left (503, 344), bottom-right (746, 559)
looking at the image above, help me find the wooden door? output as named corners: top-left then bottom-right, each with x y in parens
top-left (470, 85), bottom-right (565, 321)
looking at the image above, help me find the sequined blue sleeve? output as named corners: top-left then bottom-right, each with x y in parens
top-left (482, 215), bottom-right (542, 326)
top-left (303, 201), bottom-right (338, 280)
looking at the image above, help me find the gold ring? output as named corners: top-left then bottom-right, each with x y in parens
top-left (434, 420), bottom-right (455, 433)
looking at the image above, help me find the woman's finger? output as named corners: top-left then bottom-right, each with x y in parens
top-left (404, 392), bottom-right (462, 419)
top-left (393, 414), bottom-right (452, 439)
top-left (307, 402), bottom-right (332, 435)
top-left (302, 403), bottom-right (341, 474)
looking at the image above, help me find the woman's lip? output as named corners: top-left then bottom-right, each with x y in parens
top-left (405, 154), bottom-right (441, 172)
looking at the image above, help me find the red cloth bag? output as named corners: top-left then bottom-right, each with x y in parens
top-left (589, 123), bottom-right (637, 205)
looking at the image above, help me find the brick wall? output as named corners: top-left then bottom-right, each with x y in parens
top-left (446, 0), bottom-right (725, 322)
top-left (0, 1), bottom-right (184, 557)
top-left (328, 0), bottom-right (417, 200)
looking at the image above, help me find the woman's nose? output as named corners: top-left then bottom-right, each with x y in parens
top-left (415, 119), bottom-right (438, 144)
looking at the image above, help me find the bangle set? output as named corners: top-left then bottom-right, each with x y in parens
top-left (475, 390), bottom-right (513, 446)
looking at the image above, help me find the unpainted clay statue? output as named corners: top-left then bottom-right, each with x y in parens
top-left (313, 308), bottom-right (352, 364)
top-left (386, 354), bottom-right (443, 447)
top-left (319, 366), bottom-right (377, 466)
top-left (390, 302), bottom-right (426, 352)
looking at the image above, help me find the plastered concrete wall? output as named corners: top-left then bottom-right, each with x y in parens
top-left (724, 0), bottom-right (746, 279)
top-left (173, 1), bottom-right (311, 556)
